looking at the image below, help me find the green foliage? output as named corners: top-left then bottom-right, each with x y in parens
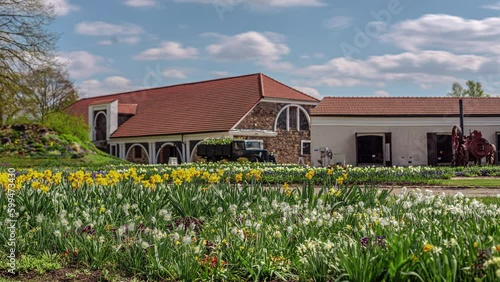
top-left (0, 253), bottom-right (62, 274)
top-left (42, 111), bottom-right (89, 143)
top-left (202, 136), bottom-right (232, 145)
top-left (447, 80), bottom-right (491, 97)
top-left (0, 166), bottom-right (499, 281)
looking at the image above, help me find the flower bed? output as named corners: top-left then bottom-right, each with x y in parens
top-left (0, 166), bottom-right (499, 280)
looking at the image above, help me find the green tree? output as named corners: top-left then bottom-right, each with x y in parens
top-left (19, 66), bottom-right (79, 121)
top-left (447, 80), bottom-right (490, 97)
top-left (0, 0), bottom-right (57, 124)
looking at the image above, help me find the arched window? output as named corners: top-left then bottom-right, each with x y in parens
top-left (126, 144), bottom-right (149, 164)
top-left (274, 105), bottom-right (311, 131)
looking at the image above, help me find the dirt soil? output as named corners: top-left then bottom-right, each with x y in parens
top-left (1, 268), bottom-right (139, 282)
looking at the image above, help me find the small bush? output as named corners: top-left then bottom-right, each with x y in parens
top-left (237, 157), bottom-right (249, 163)
top-left (42, 111), bottom-right (89, 143)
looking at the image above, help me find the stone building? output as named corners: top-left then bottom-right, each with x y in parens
top-left (68, 73), bottom-right (319, 164)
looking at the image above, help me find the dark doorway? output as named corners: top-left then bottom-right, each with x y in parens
top-left (94, 113), bottom-right (107, 141)
top-left (357, 135), bottom-right (384, 165)
top-left (437, 135), bottom-right (453, 164)
top-left (158, 145), bottom-right (180, 164)
top-left (497, 134), bottom-right (499, 164)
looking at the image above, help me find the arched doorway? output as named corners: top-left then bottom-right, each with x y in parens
top-left (94, 112), bottom-right (107, 141)
top-left (157, 143), bottom-right (183, 164)
top-left (189, 140), bottom-right (204, 162)
top-left (126, 144), bottom-right (149, 164)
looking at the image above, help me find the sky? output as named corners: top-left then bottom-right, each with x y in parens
top-left (45, 0), bottom-right (500, 99)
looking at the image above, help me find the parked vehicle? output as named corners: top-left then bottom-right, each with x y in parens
top-left (197, 140), bottom-right (276, 163)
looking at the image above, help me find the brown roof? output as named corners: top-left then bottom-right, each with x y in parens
top-left (68, 73), bottom-right (318, 138)
top-left (118, 104), bottom-right (138, 115)
top-left (260, 74), bottom-right (318, 101)
top-left (89, 98), bottom-right (117, 105)
top-left (311, 97), bottom-right (500, 116)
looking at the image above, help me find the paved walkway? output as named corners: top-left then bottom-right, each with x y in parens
top-left (310, 186), bottom-right (500, 197)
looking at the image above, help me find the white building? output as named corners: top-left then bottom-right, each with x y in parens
top-left (311, 97), bottom-right (500, 167)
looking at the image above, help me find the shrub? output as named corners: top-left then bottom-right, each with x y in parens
top-left (237, 157), bottom-right (249, 163)
top-left (42, 111), bottom-right (89, 143)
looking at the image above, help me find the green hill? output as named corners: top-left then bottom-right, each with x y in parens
top-left (0, 124), bottom-right (126, 168)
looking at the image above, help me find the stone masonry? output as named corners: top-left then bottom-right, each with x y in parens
top-left (235, 102), bottom-right (314, 164)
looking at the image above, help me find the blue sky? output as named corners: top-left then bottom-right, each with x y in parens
top-left (46, 0), bottom-right (500, 99)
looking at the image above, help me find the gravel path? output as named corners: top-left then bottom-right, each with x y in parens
top-left (380, 186), bottom-right (500, 197)
top-left (311, 186), bottom-right (500, 197)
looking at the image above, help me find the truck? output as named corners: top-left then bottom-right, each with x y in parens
top-left (197, 140), bottom-right (276, 163)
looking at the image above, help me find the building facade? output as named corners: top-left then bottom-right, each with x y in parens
top-left (68, 73), bottom-right (319, 164)
top-left (311, 97), bottom-right (500, 167)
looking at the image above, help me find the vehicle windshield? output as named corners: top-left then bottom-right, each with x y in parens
top-left (245, 141), bottom-right (262, 149)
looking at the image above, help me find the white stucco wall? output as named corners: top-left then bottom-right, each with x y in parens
top-left (311, 116), bottom-right (500, 167)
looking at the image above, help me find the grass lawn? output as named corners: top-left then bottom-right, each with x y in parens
top-left (433, 178), bottom-right (500, 187)
top-left (474, 197), bottom-right (500, 205)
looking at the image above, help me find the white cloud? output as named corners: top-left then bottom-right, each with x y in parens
top-left (134, 41), bottom-right (199, 60)
top-left (297, 50), bottom-right (498, 89)
top-left (205, 31), bottom-right (292, 71)
top-left (324, 16), bottom-right (353, 30)
top-left (98, 37), bottom-right (141, 45)
top-left (374, 90), bottom-right (389, 97)
top-left (249, 0), bottom-right (326, 7)
top-left (79, 76), bottom-right (139, 98)
top-left (75, 21), bottom-right (144, 36)
top-left (172, 0), bottom-right (325, 8)
top-left (292, 86), bottom-right (322, 99)
top-left (206, 31), bottom-right (289, 60)
top-left (43, 0), bottom-right (79, 16)
top-left (162, 69), bottom-right (188, 79)
top-left (104, 76), bottom-right (131, 87)
top-left (482, 2), bottom-right (500, 10)
top-left (380, 14), bottom-right (500, 55)
top-left (56, 51), bottom-right (110, 79)
top-left (124, 0), bottom-right (157, 7)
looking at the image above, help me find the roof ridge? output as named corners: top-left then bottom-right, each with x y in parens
top-left (261, 73), bottom-right (320, 102)
top-left (77, 73), bottom-right (262, 101)
top-left (258, 73), bottom-right (265, 98)
top-left (323, 96), bottom-right (499, 99)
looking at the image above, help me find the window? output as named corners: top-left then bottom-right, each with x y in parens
top-left (301, 140), bottom-right (311, 155)
top-left (277, 111), bottom-right (287, 130)
top-left (245, 140), bottom-right (263, 149)
top-left (289, 107), bottom-right (297, 130)
top-left (299, 110), bottom-right (309, 130)
top-left (275, 105), bottom-right (310, 131)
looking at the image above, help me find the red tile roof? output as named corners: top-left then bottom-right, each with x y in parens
top-left (260, 74), bottom-right (319, 102)
top-left (311, 97), bottom-right (500, 116)
top-left (118, 104), bottom-right (138, 115)
top-left (89, 98), bottom-right (117, 105)
top-left (67, 73), bottom-right (317, 138)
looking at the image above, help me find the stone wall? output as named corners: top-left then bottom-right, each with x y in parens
top-left (235, 102), bottom-right (314, 164)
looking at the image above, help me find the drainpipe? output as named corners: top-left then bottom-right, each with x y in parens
top-left (459, 98), bottom-right (464, 138)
